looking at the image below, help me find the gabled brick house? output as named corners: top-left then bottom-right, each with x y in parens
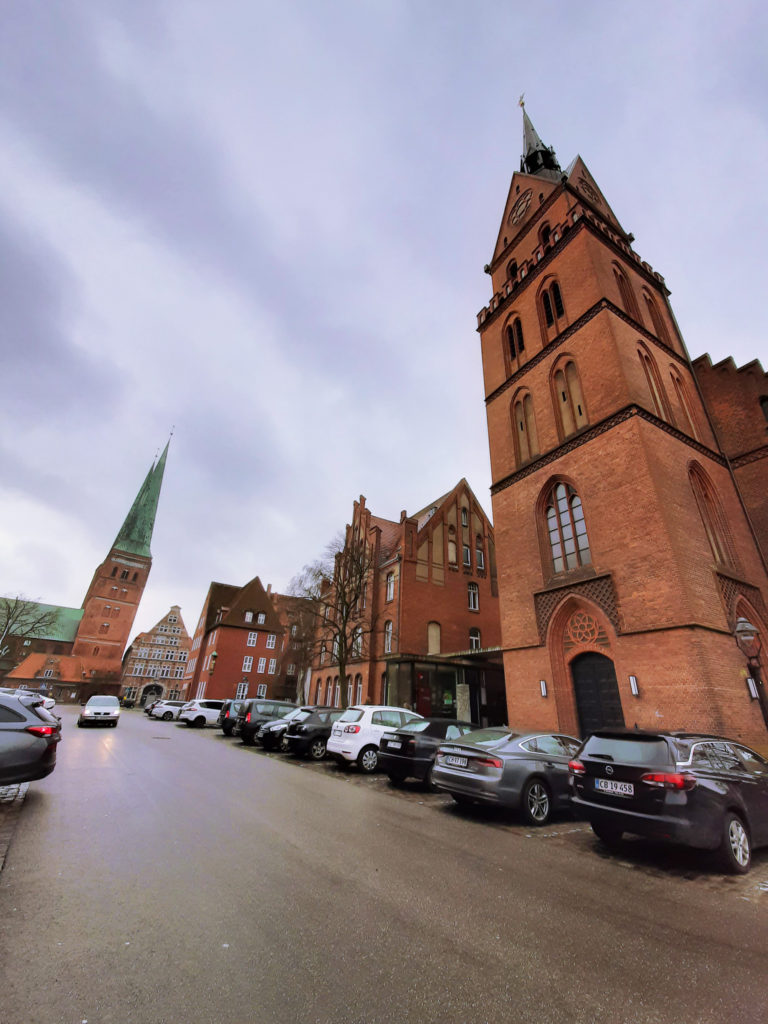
top-left (309, 480), bottom-right (505, 724)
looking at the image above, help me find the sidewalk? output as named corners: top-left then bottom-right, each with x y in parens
top-left (0, 783), bottom-right (29, 874)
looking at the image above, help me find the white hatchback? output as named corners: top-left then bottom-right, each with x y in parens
top-left (327, 705), bottom-right (423, 773)
top-left (179, 699), bottom-right (225, 728)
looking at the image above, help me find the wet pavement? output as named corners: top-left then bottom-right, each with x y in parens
top-left (1, 706), bottom-right (767, 1024)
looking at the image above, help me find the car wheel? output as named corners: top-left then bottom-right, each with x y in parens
top-left (309, 738), bottom-right (327, 760)
top-left (521, 778), bottom-right (551, 826)
top-left (716, 812), bottom-right (751, 874)
top-left (358, 746), bottom-right (378, 773)
top-left (162, 711), bottom-right (173, 721)
top-left (222, 727), bottom-right (233, 736)
top-left (590, 820), bottom-right (624, 847)
top-left (279, 734), bottom-right (291, 753)
top-left (194, 716), bottom-right (206, 728)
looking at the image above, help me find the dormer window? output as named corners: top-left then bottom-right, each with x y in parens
top-left (257, 612), bottom-right (266, 625)
top-left (244, 611), bottom-right (253, 623)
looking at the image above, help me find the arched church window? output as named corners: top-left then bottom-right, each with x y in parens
top-left (506, 317), bottom-right (525, 364)
top-left (552, 359), bottom-right (587, 438)
top-left (689, 463), bottom-right (737, 570)
top-left (545, 483), bottom-right (592, 574)
top-left (511, 391), bottom-right (540, 464)
top-left (670, 368), bottom-right (700, 440)
top-left (638, 344), bottom-right (672, 422)
top-left (613, 264), bottom-right (641, 322)
top-left (643, 290), bottom-right (671, 346)
top-left (541, 279), bottom-right (565, 330)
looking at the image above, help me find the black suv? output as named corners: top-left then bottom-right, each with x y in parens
top-left (569, 728), bottom-right (768, 873)
top-left (217, 700), bottom-right (246, 736)
top-left (236, 699), bottom-right (297, 746)
top-left (285, 707), bottom-right (345, 760)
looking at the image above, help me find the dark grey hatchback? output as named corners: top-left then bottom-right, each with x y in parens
top-left (0, 694), bottom-right (62, 785)
top-left (569, 729), bottom-right (768, 873)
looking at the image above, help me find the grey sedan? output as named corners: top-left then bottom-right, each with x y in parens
top-left (432, 728), bottom-right (581, 825)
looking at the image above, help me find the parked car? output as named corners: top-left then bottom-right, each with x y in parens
top-left (12, 688), bottom-right (56, 713)
top-left (235, 699), bottom-right (298, 746)
top-left (144, 700), bottom-right (162, 716)
top-left (0, 693), bottom-right (62, 784)
top-left (179, 699), bottom-right (226, 728)
top-left (77, 694), bottom-right (121, 728)
top-left (379, 718), bottom-right (476, 788)
top-left (149, 699), bottom-right (187, 721)
top-left (217, 699), bottom-right (246, 736)
top-left (327, 705), bottom-right (424, 773)
top-left (569, 728), bottom-right (768, 873)
top-left (432, 728), bottom-right (581, 825)
top-left (285, 707), bottom-right (346, 760)
top-left (259, 707), bottom-right (309, 751)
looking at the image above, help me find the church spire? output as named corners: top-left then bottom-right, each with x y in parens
top-left (519, 97), bottom-right (562, 182)
top-left (111, 441), bottom-right (169, 559)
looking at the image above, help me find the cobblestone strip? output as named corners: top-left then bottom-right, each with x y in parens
top-left (0, 783), bottom-right (29, 874)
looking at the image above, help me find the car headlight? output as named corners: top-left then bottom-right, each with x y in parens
top-left (84, 710), bottom-right (94, 716)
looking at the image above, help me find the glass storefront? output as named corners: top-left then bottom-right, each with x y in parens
top-left (384, 658), bottom-right (507, 726)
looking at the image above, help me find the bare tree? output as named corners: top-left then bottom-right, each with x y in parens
top-left (278, 595), bottom-right (319, 703)
top-left (288, 530), bottom-right (376, 709)
top-left (0, 595), bottom-right (61, 666)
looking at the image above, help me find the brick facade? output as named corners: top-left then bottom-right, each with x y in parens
top-left (119, 606), bottom-right (192, 705)
top-left (478, 111), bottom-right (768, 750)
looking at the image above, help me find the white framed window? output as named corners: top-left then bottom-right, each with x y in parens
top-left (462, 544), bottom-right (471, 566)
top-left (468, 582), bottom-right (479, 611)
top-left (384, 620), bottom-right (393, 654)
top-left (257, 613), bottom-right (266, 624)
top-left (287, 664), bottom-right (296, 675)
top-left (236, 681), bottom-right (249, 699)
top-left (160, 665), bottom-right (171, 678)
top-left (164, 651), bottom-right (174, 660)
top-left (139, 648), bottom-right (149, 658)
top-left (178, 651), bottom-right (188, 662)
top-left (151, 650), bottom-right (162, 661)
top-left (42, 669), bottom-right (54, 679)
top-left (242, 656), bottom-right (253, 672)
top-left (257, 657), bottom-right (266, 673)
top-left (173, 666), bottom-right (184, 679)
top-left (195, 680), bottom-right (207, 699)
top-left (247, 631), bottom-right (258, 647)
top-left (461, 507), bottom-right (469, 526)
top-left (268, 659), bottom-right (277, 675)
top-left (334, 682), bottom-right (340, 707)
top-left (386, 572), bottom-right (394, 601)
top-left (256, 683), bottom-right (268, 698)
top-left (132, 662), bottom-right (145, 676)
top-left (291, 624), bottom-right (297, 637)
top-left (244, 611), bottom-right (253, 623)
top-left (168, 615), bottom-right (178, 624)
top-left (356, 679), bottom-right (363, 704)
top-left (147, 667), bottom-right (157, 678)
top-left (266, 634), bottom-right (276, 649)
top-left (469, 628), bottom-right (481, 651)
top-left (476, 545), bottom-right (485, 570)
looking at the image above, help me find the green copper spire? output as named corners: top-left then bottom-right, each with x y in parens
top-left (112, 441), bottom-right (169, 558)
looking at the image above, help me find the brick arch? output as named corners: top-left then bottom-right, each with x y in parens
top-left (546, 595), bottom-right (618, 736)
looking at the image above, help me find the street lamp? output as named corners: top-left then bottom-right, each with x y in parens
top-left (734, 616), bottom-right (768, 732)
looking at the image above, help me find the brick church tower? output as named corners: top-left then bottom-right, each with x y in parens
top-left (72, 442), bottom-right (169, 671)
top-left (477, 105), bottom-right (768, 748)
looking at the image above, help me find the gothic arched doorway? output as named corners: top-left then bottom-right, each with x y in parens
top-left (570, 652), bottom-right (624, 737)
top-left (140, 683), bottom-right (162, 706)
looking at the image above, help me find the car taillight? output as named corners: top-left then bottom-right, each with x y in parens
top-left (344, 724), bottom-right (361, 733)
top-left (473, 756), bottom-right (502, 769)
top-left (246, 713), bottom-right (251, 723)
top-left (225, 711), bottom-right (230, 719)
top-left (641, 772), bottom-right (696, 791)
top-left (27, 725), bottom-right (57, 737)
top-left (568, 760), bottom-right (586, 775)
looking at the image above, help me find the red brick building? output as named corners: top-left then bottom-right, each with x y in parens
top-left (309, 480), bottom-right (505, 724)
top-left (183, 577), bottom-right (313, 703)
top-left (7, 445), bottom-right (169, 702)
top-left (120, 605), bottom-right (192, 706)
top-left (477, 107), bottom-right (768, 749)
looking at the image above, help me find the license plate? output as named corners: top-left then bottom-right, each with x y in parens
top-left (387, 741), bottom-right (402, 750)
top-left (596, 779), bottom-right (634, 796)
top-left (445, 755), bottom-right (468, 767)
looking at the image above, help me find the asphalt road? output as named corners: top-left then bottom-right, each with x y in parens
top-left (1, 706), bottom-right (767, 1024)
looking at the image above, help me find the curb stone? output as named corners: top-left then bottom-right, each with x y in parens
top-left (0, 783), bottom-right (29, 874)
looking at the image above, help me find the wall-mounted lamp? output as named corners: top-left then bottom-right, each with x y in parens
top-left (746, 677), bottom-right (759, 700)
top-left (540, 679), bottom-right (548, 698)
top-left (629, 675), bottom-right (639, 697)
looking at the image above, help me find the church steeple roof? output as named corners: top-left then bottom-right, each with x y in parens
top-left (112, 441), bottom-right (169, 559)
top-left (519, 100), bottom-right (562, 182)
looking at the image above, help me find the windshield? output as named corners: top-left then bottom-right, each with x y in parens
top-left (338, 708), bottom-right (363, 723)
top-left (582, 735), bottom-right (672, 766)
top-left (398, 720), bottom-right (431, 733)
top-left (87, 696), bottom-right (119, 707)
top-left (293, 710), bottom-right (313, 723)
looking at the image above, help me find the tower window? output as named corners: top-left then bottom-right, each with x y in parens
top-left (545, 483), bottom-right (592, 574)
top-left (638, 345), bottom-right (671, 422)
top-left (120, 570), bottom-right (129, 581)
top-left (507, 260), bottom-right (518, 281)
top-left (512, 392), bottom-right (540, 464)
top-left (111, 567), bottom-right (118, 578)
top-left (552, 361), bottom-right (588, 438)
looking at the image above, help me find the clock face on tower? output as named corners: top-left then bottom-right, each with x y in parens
top-left (578, 176), bottom-right (601, 205)
top-left (508, 189), bottom-right (533, 226)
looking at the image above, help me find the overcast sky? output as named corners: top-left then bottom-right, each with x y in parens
top-left (1, 0), bottom-right (766, 644)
